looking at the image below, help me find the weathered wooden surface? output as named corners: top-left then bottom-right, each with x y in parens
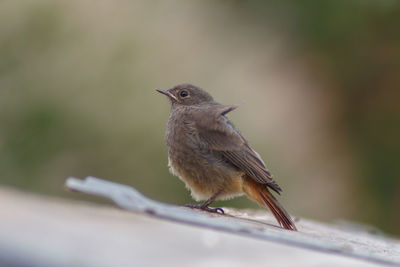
top-left (0, 177), bottom-right (399, 267)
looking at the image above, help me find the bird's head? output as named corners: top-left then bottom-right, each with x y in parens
top-left (157, 83), bottom-right (214, 107)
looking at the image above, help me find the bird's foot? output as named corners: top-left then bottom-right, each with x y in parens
top-left (184, 204), bottom-right (224, 214)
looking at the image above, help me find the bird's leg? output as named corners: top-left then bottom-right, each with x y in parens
top-left (185, 190), bottom-right (224, 214)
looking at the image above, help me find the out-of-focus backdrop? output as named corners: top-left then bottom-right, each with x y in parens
top-left (1, 1), bottom-right (399, 236)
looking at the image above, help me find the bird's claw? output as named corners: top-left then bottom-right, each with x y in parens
top-left (184, 204), bottom-right (225, 214)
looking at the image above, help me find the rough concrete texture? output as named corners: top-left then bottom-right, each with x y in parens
top-left (0, 177), bottom-right (398, 267)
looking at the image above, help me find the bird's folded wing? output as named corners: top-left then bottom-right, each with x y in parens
top-left (194, 105), bottom-right (281, 194)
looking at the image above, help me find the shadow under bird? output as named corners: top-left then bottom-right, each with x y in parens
top-left (157, 84), bottom-right (297, 231)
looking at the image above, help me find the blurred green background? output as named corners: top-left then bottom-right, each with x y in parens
top-left (1, 1), bottom-right (399, 236)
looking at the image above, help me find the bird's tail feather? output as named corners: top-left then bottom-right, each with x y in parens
top-left (243, 178), bottom-right (297, 231)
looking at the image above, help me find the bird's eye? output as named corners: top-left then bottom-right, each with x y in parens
top-left (180, 90), bottom-right (189, 97)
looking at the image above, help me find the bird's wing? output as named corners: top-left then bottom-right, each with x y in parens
top-left (194, 104), bottom-right (281, 194)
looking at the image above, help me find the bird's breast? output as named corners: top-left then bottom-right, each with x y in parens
top-left (165, 112), bottom-right (244, 201)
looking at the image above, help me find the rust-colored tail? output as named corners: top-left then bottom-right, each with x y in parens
top-left (243, 178), bottom-right (297, 231)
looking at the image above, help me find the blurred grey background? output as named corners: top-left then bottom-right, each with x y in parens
top-left (1, 1), bottom-right (399, 236)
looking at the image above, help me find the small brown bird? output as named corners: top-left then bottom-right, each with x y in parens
top-left (157, 84), bottom-right (297, 231)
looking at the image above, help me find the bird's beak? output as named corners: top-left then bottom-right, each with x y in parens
top-left (156, 88), bottom-right (178, 101)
